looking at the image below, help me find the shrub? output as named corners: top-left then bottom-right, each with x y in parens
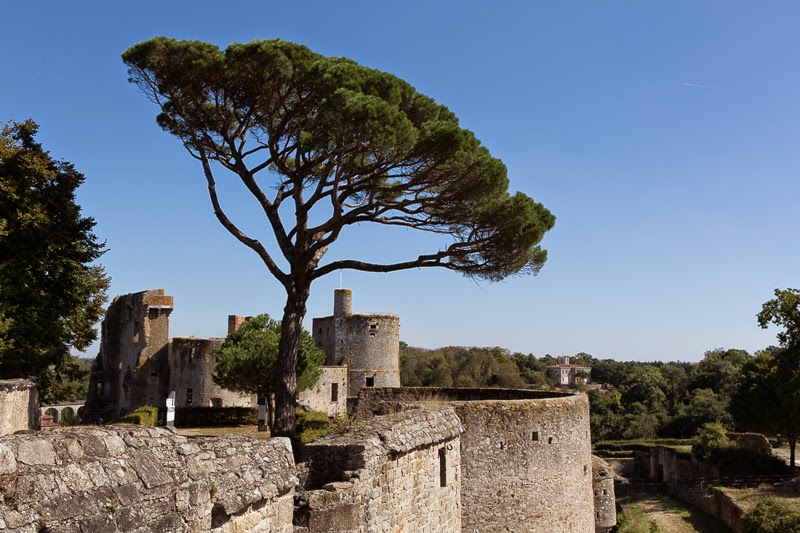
top-left (742, 498), bottom-right (800, 533)
top-left (118, 406), bottom-right (159, 426)
top-left (292, 408), bottom-right (331, 462)
top-left (709, 446), bottom-right (789, 476)
top-left (692, 422), bottom-right (729, 460)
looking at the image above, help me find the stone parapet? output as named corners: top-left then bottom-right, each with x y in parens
top-left (0, 380), bottom-right (38, 436)
top-left (0, 426), bottom-right (296, 532)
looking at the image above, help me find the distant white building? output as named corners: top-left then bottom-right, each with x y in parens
top-left (549, 355), bottom-right (592, 386)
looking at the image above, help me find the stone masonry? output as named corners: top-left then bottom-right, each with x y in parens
top-left (0, 426), bottom-right (296, 532)
top-left (298, 407), bottom-right (463, 533)
top-left (312, 289), bottom-right (400, 397)
top-left (353, 387), bottom-right (598, 533)
top-left (0, 380), bottom-right (38, 436)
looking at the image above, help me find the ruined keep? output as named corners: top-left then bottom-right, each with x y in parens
top-left (312, 289), bottom-right (400, 397)
top-left (0, 380), bottom-right (39, 436)
top-left (83, 290), bottom-right (253, 422)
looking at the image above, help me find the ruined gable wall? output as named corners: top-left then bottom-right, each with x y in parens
top-left (0, 380), bottom-right (38, 436)
top-left (299, 408), bottom-right (463, 533)
top-left (169, 337), bottom-right (255, 408)
top-left (0, 426), bottom-right (296, 532)
top-left (84, 290), bottom-right (173, 422)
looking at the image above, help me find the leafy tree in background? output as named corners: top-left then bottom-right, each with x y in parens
top-left (0, 120), bottom-right (109, 403)
top-left (213, 314), bottom-right (323, 431)
top-left (660, 363), bottom-right (689, 414)
top-left (123, 38), bottom-right (555, 437)
top-left (730, 348), bottom-right (782, 441)
top-left (689, 348), bottom-right (749, 399)
top-left (747, 288), bottom-right (800, 466)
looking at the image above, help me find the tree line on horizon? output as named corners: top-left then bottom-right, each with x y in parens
top-left (400, 319), bottom-right (799, 466)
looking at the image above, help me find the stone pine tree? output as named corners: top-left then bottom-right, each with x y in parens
top-left (0, 120), bottom-right (109, 402)
top-left (122, 38), bottom-right (555, 437)
top-left (213, 314), bottom-right (324, 431)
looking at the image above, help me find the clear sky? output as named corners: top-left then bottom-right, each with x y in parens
top-left (2, 1), bottom-right (798, 361)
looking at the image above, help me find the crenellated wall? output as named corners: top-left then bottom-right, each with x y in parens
top-left (0, 426), bottom-right (296, 532)
top-left (0, 380), bottom-right (39, 436)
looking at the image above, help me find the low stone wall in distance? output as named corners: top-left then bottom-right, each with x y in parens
top-left (297, 407), bottom-right (463, 533)
top-left (0, 380), bottom-right (38, 436)
top-left (668, 484), bottom-right (745, 533)
top-left (0, 426), bottom-right (296, 532)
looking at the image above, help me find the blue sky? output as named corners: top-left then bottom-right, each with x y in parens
top-left (2, 1), bottom-right (798, 361)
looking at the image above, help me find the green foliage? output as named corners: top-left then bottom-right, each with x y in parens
top-left (295, 408), bottom-right (331, 444)
top-left (758, 288), bottom-right (800, 348)
top-left (214, 314), bottom-right (324, 396)
top-left (0, 120), bottom-right (109, 402)
top-left (689, 348), bottom-right (748, 399)
top-left (741, 498), bottom-right (800, 533)
top-left (692, 422), bottom-right (729, 460)
top-left (292, 408), bottom-right (332, 462)
top-left (400, 345), bottom-right (539, 389)
top-left (118, 406), bottom-right (159, 426)
top-left (707, 445), bottom-right (788, 476)
top-left (123, 37), bottom-right (555, 436)
top-left (731, 288), bottom-right (800, 467)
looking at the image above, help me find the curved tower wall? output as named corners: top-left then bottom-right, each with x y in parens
top-left (312, 289), bottom-right (400, 397)
top-left (352, 388), bottom-right (595, 533)
top-left (343, 314), bottom-right (400, 396)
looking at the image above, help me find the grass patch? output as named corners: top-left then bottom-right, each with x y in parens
top-left (617, 493), bottom-right (731, 533)
top-left (175, 426), bottom-right (272, 438)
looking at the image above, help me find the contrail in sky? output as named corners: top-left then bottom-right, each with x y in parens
top-left (681, 83), bottom-right (722, 90)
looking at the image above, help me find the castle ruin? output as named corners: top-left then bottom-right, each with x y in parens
top-left (0, 288), bottom-right (616, 532)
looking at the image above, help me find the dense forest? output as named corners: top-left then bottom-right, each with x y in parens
top-left (400, 343), bottom-right (784, 443)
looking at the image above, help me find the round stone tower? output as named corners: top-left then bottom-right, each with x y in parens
top-left (312, 289), bottom-right (401, 397)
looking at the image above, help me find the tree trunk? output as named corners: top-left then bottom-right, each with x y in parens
top-left (271, 286), bottom-right (310, 438)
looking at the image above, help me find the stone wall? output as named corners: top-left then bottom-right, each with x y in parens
top-left (667, 484), bottom-right (745, 533)
top-left (297, 366), bottom-right (348, 417)
top-left (84, 290), bottom-right (173, 422)
top-left (649, 446), bottom-right (678, 484)
top-left (168, 337), bottom-right (254, 408)
top-left (0, 426), bottom-right (296, 532)
top-left (298, 407), bottom-right (463, 533)
top-left (727, 432), bottom-right (772, 455)
top-left (353, 387), bottom-right (597, 533)
top-left (592, 456), bottom-right (616, 533)
top-left (0, 380), bottom-right (38, 436)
